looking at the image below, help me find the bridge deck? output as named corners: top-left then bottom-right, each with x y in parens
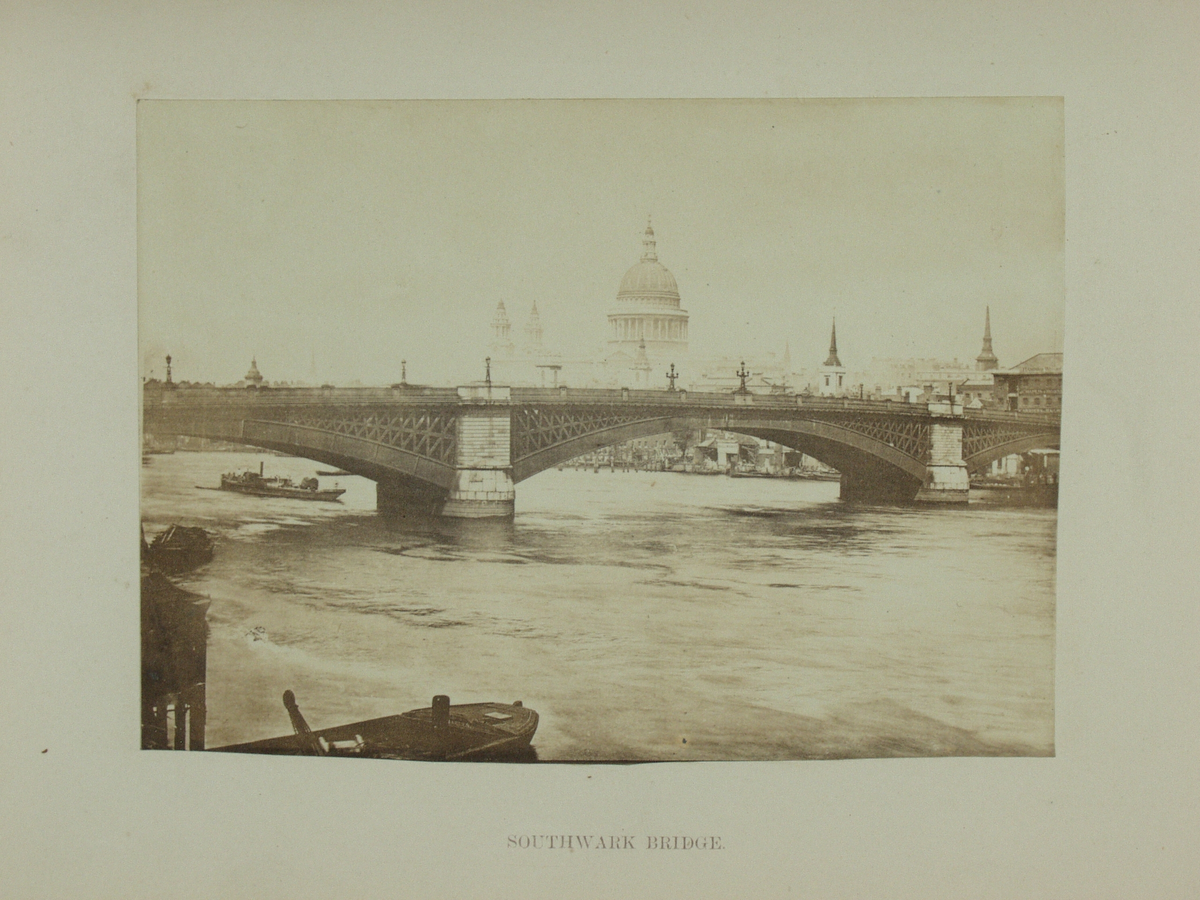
top-left (145, 383), bottom-right (1060, 427)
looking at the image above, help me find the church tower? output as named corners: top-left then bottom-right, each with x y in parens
top-left (490, 301), bottom-right (515, 357)
top-left (243, 357), bottom-right (263, 386)
top-left (975, 306), bottom-right (999, 371)
top-left (523, 300), bottom-right (544, 354)
top-left (818, 319), bottom-right (846, 396)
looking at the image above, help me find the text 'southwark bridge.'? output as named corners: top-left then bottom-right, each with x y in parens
top-left (143, 382), bottom-right (1061, 518)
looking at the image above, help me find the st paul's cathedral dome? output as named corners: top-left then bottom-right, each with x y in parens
top-left (607, 218), bottom-right (689, 361)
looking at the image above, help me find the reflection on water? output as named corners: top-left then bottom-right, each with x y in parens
top-left (142, 451), bottom-right (1056, 760)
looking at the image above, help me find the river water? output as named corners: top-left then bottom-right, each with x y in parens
top-left (141, 451), bottom-right (1056, 760)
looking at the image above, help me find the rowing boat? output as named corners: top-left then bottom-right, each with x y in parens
top-left (214, 691), bottom-right (539, 762)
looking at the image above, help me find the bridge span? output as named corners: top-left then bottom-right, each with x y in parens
top-left (143, 382), bottom-right (1060, 518)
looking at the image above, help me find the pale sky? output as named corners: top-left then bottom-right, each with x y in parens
top-left (138, 99), bottom-right (1063, 386)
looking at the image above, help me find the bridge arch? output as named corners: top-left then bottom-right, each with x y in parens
top-left (963, 431), bottom-right (1061, 474)
top-left (152, 416), bottom-right (458, 495)
top-left (510, 409), bottom-right (929, 499)
top-left (511, 416), bottom-right (682, 482)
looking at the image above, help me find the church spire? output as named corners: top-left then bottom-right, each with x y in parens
top-left (975, 305), bottom-right (999, 371)
top-left (824, 319), bottom-right (842, 367)
top-left (641, 215), bottom-right (657, 262)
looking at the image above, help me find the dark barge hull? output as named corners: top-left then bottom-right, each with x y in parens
top-left (215, 701), bottom-right (538, 762)
top-left (144, 525), bottom-right (214, 575)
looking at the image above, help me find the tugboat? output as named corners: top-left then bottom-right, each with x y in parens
top-left (216, 462), bottom-right (346, 502)
top-left (215, 691), bottom-right (539, 762)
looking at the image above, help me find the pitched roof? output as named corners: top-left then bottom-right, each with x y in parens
top-left (1008, 352), bottom-right (1063, 374)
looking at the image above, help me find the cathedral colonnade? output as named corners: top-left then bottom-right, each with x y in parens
top-left (609, 316), bottom-right (689, 342)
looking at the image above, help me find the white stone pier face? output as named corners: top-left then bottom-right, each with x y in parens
top-left (441, 386), bottom-right (516, 518)
top-left (915, 400), bottom-right (970, 503)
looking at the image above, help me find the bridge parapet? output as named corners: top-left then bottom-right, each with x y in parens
top-left (457, 384), bottom-right (511, 404)
top-left (146, 382), bottom-right (1059, 427)
top-left (962, 407), bottom-right (1061, 426)
top-left (926, 399), bottom-right (964, 417)
top-left (145, 383), bottom-right (462, 407)
top-left (512, 387), bottom-right (942, 417)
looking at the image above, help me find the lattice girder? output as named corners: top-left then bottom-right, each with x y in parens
top-left (512, 405), bottom-right (666, 461)
top-left (961, 418), bottom-right (1057, 462)
top-left (260, 405), bottom-right (459, 466)
top-left (817, 411), bottom-right (931, 461)
top-left (511, 404), bottom-right (934, 466)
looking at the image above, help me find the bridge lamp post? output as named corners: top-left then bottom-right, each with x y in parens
top-left (666, 363), bottom-right (678, 392)
top-left (735, 360), bottom-right (750, 394)
top-left (485, 357), bottom-right (491, 387)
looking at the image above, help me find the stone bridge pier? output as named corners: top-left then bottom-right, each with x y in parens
top-left (440, 385), bottom-right (515, 518)
top-left (913, 400), bottom-right (970, 503)
top-left (838, 400), bottom-right (969, 503)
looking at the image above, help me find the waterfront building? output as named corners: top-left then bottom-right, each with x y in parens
top-left (992, 353), bottom-right (1063, 411)
top-left (855, 310), bottom-right (1005, 403)
top-left (958, 374), bottom-right (995, 408)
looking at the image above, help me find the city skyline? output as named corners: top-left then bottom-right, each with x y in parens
top-left (139, 99), bottom-right (1064, 386)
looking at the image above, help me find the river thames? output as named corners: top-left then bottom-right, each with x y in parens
top-left (141, 451), bottom-right (1056, 760)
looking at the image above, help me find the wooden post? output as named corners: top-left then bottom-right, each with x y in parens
top-left (188, 685), bottom-right (206, 751)
top-left (173, 695), bottom-right (187, 750)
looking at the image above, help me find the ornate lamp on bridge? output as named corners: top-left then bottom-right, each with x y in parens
top-left (485, 357), bottom-right (492, 388)
top-left (734, 360), bottom-right (750, 395)
top-left (401, 359), bottom-right (407, 386)
top-left (165, 354), bottom-right (172, 385)
top-left (665, 363), bottom-right (678, 392)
